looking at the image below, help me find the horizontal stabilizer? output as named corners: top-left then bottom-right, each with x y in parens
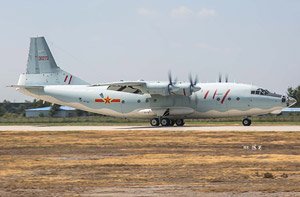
top-left (8, 85), bottom-right (44, 89)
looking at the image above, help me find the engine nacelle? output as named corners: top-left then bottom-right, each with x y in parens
top-left (145, 82), bottom-right (200, 96)
top-left (146, 82), bottom-right (170, 96)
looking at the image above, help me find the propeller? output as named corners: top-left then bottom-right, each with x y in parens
top-left (189, 73), bottom-right (201, 94)
top-left (168, 71), bottom-right (175, 85)
top-left (167, 71), bottom-right (178, 94)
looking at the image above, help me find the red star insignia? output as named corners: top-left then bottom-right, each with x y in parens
top-left (104, 96), bottom-right (112, 104)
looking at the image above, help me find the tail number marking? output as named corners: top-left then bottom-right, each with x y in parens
top-left (36, 56), bottom-right (49, 61)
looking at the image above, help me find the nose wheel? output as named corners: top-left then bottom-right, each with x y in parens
top-left (242, 118), bottom-right (252, 126)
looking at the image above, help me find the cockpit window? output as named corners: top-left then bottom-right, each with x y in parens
top-left (251, 88), bottom-right (281, 98)
top-left (251, 88), bottom-right (270, 96)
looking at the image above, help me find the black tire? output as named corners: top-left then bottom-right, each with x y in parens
top-left (150, 118), bottom-right (160, 126)
top-left (242, 118), bottom-right (251, 126)
top-left (175, 119), bottom-right (185, 126)
top-left (169, 119), bottom-right (175, 126)
top-left (161, 118), bottom-right (170, 127)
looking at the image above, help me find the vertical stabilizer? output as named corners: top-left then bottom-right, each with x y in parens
top-left (27, 37), bottom-right (59, 74)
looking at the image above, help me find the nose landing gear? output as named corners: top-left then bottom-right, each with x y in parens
top-left (242, 118), bottom-right (252, 126)
top-left (150, 118), bottom-right (185, 127)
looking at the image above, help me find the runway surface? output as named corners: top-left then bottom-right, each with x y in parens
top-left (1, 125), bottom-right (300, 196)
top-left (0, 125), bottom-right (300, 131)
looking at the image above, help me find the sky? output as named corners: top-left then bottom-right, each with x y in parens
top-left (0, 0), bottom-right (300, 102)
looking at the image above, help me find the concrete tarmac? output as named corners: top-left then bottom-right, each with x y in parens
top-left (0, 125), bottom-right (299, 131)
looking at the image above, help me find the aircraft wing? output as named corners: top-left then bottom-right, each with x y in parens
top-left (93, 81), bottom-right (147, 87)
top-left (92, 80), bottom-right (200, 96)
top-left (92, 81), bottom-right (147, 94)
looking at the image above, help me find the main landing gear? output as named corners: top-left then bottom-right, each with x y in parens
top-left (242, 118), bottom-right (252, 126)
top-left (150, 118), bottom-right (185, 127)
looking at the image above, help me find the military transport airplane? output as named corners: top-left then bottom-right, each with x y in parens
top-left (12, 37), bottom-right (297, 126)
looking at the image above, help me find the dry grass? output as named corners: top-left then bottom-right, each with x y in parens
top-left (0, 130), bottom-right (299, 196)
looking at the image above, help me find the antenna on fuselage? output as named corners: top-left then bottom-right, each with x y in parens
top-left (225, 74), bottom-right (228, 83)
top-left (218, 73), bottom-right (222, 83)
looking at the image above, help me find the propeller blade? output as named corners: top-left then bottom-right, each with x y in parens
top-left (188, 73), bottom-right (193, 85)
top-left (188, 73), bottom-right (201, 95)
top-left (168, 71), bottom-right (172, 85)
top-left (167, 71), bottom-right (179, 94)
top-left (194, 75), bottom-right (199, 85)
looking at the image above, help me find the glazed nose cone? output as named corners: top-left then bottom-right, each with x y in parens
top-left (287, 97), bottom-right (297, 107)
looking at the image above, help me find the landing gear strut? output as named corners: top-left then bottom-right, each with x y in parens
top-left (242, 118), bottom-right (252, 126)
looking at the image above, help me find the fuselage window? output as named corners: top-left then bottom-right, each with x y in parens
top-left (121, 100), bottom-right (125, 104)
top-left (228, 97), bottom-right (231, 101)
top-left (137, 99), bottom-right (141, 103)
top-left (153, 98), bottom-right (157, 102)
top-left (236, 97), bottom-right (240, 101)
top-left (216, 97), bottom-right (220, 101)
top-left (145, 98), bottom-right (149, 103)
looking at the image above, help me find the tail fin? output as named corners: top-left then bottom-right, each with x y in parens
top-left (18, 36), bottom-right (89, 86)
top-left (26, 37), bottom-right (59, 74)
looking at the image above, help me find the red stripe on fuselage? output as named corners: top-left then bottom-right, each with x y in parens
top-left (68, 75), bottom-right (73, 84)
top-left (95, 98), bottom-right (104, 102)
top-left (111, 99), bottom-right (121, 102)
top-left (221, 89), bottom-right (231, 104)
top-left (213, 89), bottom-right (217, 99)
top-left (204, 90), bottom-right (209, 99)
top-left (64, 75), bottom-right (68, 82)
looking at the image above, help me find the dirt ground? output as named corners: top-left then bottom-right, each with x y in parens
top-left (0, 129), bottom-right (299, 196)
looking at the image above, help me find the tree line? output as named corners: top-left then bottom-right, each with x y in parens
top-left (287, 85), bottom-right (300, 107)
top-left (0, 99), bottom-right (91, 117)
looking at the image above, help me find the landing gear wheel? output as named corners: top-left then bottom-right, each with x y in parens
top-left (150, 118), bottom-right (160, 127)
top-left (161, 118), bottom-right (170, 127)
top-left (175, 119), bottom-right (185, 126)
top-left (169, 119), bottom-right (175, 126)
top-left (242, 118), bottom-right (251, 126)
